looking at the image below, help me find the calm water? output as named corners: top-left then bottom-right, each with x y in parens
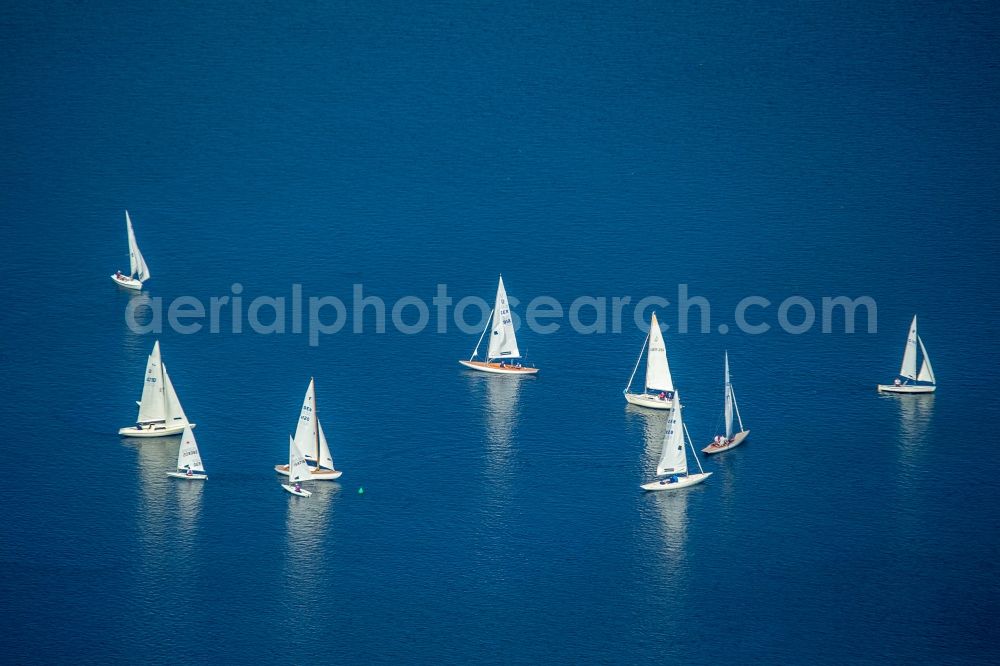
top-left (2, 1), bottom-right (999, 663)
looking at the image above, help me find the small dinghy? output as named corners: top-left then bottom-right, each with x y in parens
top-left (641, 392), bottom-right (711, 491)
top-left (878, 315), bottom-right (936, 394)
top-left (166, 425), bottom-right (207, 480)
top-left (110, 211), bottom-right (150, 290)
top-left (458, 274), bottom-right (539, 375)
top-left (281, 435), bottom-right (313, 497)
top-left (703, 352), bottom-right (750, 454)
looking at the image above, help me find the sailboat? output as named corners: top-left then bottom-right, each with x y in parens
top-left (703, 352), bottom-right (750, 454)
top-left (878, 315), bottom-right (937, 394)
top-left (119, 341), bottom-right (195, 437)
top-left (166, 425), bottom-right (208, 480)
top-left (624, 313), bottom-right (674, 409)
top-left (281, 435), bottom-right (313, 497)
top-left (111, 211), bottom-right (151, 290)
top-left (641, 391), bottom-right (711, 491)
top-left (459, 274), bottom-right (538, 375)
top-left (274, 378), bottom-right (343, 480)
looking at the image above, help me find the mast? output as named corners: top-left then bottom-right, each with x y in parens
top-left (313, 376), bottom-right (320, 461)
top-left (723, 351), bottom-right (733, 439)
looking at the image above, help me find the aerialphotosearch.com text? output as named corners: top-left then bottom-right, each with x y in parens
top-left (124, 283), bottom-right (878, 346)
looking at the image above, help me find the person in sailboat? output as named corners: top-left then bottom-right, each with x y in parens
top-left (184, 465), bottom-right (192, 477)
top-left (294, 482), bottom-right (302, 493)
top-left (658, 392), bottom-right (666, 401)
top-left (894, 378), bottom-right (902, 386)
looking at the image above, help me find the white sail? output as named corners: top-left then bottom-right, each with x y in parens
top-left (317, 421), bottom-right (335, 471)
top-left (292, 378), bottom-right (318, 462)
top-left (487, 275), bottom-right (521, 360)
top-left (125, 211), bottom-right (150, 282)
top-left (724, 352), bottom-right (734, 439)
top-left (917, 336), bottom-right (936, 384)
top-left (288, 435), bottom-right (311, 484)
top-left (136, 341), bottom-right (166, 423)
top-left (161, 363), bottom-right (189, 425)
top-left (176, 425), bottom-right (205, 473)
top-left (645, 313), bottom-right (674, 392)
top-left (899, 315), bottom-right (918, 379)
top-left (656, 393), bottom-right (688, 476)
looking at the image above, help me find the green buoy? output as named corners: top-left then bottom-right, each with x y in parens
top-left (358, 486), bottom-right (364, 495)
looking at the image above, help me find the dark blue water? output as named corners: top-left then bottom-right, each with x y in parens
top-left (2, 1), bottom-right (999, 662)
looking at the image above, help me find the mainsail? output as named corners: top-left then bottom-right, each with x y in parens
top-left (288, 436), bottom-right (311, 484)
top-left (137, 341), bottom-right (166, 423)
top-left (487, 275), bottom-right (520, 360)
top-left (125, 211), bottom-right (150, 282)
top-left (176, 425), bottom-right (205, 473)
top-left (645, 312), bottom-right (674, 392)
top-left (293, 379), bottom-right (318, 463)
top-left (899, 315), bottom-right (918, 380)
top-left (656, 393), bottom-right (688, 476)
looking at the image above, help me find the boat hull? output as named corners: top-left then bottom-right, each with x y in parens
top-left (282, 484), bottom-right (312, 497)
top-left (702, 430), bottom-right (750, 455)
top-left (274, 464), bottom-right (343, 480)
top-left (877, 384), bottom-right (936, 394)
top-left (166, 471), bottom-right (207, 480)
top-left (111, 274), bottom-right (143, 290)
top-left (641, 472), bottom-right (712, 491)
top-left (119, 422), bottom-right (195, 437)
top-left (459, 360), bottom-right (538, 375)
top-left (624, 392), bottom-right (673, 410)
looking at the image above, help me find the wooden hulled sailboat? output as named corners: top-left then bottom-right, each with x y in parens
top-left (274, 378), bottom-right (342, 481)
top-left (703, 352), bottom-right (750, 454)
top-left (459, 274), bottom-right (538, 375)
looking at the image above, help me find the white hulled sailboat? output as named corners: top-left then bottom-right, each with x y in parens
top-left (878, 315), bottom-right (936, 394)
top-left (703, 352), bottom-right (750, 454)
top-left (166, 425), bottom-right (208, 480)
top-left (459, 274), bottom-right (538, 375)
top-left (274, 378), bottom-right (343, 480)
top-left (641, 392), bottom-right (711, 491)
top-left (111, 211), bottom-right (151, 290)
top-left (624, 313), bottom-right (674, 410)
top-left (119, 341), bottom-right (195, 437)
